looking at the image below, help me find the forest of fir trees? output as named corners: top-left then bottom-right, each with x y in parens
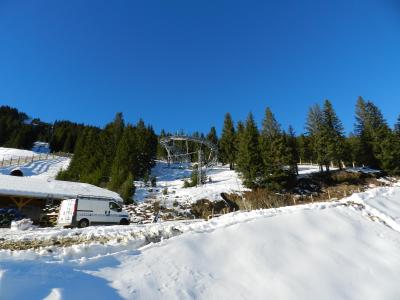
top-left (217, 97), bottom-right (400, 190)
top-left (1, 96), bottom-right (400, 201)
top-left (0, 107), bottom-right (158, 203)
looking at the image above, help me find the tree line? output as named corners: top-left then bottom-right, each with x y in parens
top-left (0, 105), bottom-right (88, 153)
top-left (0, 106), bottom-right (50, 149)
top-left (57, 113), bottom-right (158, 202)
top-left (217, 97), bottom-right (400, 189)
top-left (0, 106), bottom-right (157, 203)
top-left (2, 98), bottom-right (400, 199)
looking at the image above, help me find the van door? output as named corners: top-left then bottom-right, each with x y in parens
top-left (108, 201), bottom-right (123, 223)
top-left (57, 199), bottom-right (76, 226)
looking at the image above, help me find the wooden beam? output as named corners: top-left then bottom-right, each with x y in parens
top-left (11, 197), bottom-right (32, 210)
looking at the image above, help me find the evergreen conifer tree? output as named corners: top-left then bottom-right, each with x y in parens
top-left (109, 126), bottom-right (134, 192)
top-left (120, 173), bottom-right (135, 204)
top-left (306, 104), bottom-right (326, 171)
top-left (298, 134), bottom-right (313, 163)
top-left (219, 113), bottom-right (237, 169)
top-left (206, 126), bottom-right (218, 146)
top-left (259, 107), bottom-right (294, 189)
top-left (354, 97), bottom-right (391, 168)
top-left (395, 115), bottom-right (400, 136)
top-left (321, 100), bottom-right (346, 170)
top-left (236, 113), bottom-right (262, 188)
top-left (286, 126), bottom-right (299, 175)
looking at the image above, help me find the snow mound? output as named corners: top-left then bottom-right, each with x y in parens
top-left (10, 219), bottom-right (36, 231)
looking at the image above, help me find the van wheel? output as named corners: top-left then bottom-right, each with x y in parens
top-left (78, 219), bottom-right (89, 228)
top-left (120, 218), bottom-right (130, 225)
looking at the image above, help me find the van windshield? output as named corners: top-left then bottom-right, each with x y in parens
top-left (109, 202), bottom-right (122, 212)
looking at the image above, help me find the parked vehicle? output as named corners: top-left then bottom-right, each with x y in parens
top-left (57, 195), bottom-right (130, 228)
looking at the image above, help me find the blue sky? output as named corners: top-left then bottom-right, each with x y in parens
top-left (0, 0), bottom-right (399, 135)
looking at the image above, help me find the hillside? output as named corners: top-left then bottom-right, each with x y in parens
top-left (0, 147), bottom-right (70, 180)
top-left (1, 184), bottom-right (400, 299)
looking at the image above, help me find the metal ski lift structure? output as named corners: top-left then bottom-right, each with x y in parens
top-left (159, 135), bottom-right (219, 186)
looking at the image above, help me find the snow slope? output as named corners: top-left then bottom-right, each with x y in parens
top-left (352, 185), bottom-right (400, 222)
top-left (136, 162), bottom-right (340, 205)
top-left (0, 147), bottom-right (40, 160)
top-left (0, 156), bottom-right (70, 179)
top-left (135, 161), bottom-right (248, 204)
top-left (1, 186), bottom-right (400, 299)
top-left (93, 206), bottom-right (400, 300)
top-left (0, 146), bottom-right (71, 179)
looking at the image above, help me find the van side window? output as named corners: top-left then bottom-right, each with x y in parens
top-left (109, 202), bottom-right (121, 212)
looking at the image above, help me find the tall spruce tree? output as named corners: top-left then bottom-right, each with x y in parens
top-left (306, 104), bottom-right (326, 171)
top-left (321, 100), bottom-right (346, 170)
top-left (219, 113), bottom-right (237, 169)
top-left (108, 125), bottom-right (135, 192)
top-left (236, 113), bottom-right (262, 188)
top-left (120, 173), bottom-right (135, 204)
top-left (259, 107), bottom-right (292, 189)
top-left (101, 113), bottom-right (126, 180)
top-left (205, 126), bottom-right (219, 164)
top-left (286, 126), bottom-right (299, 175)
top-left (354, 97), bottom-right (391, 168)
top-left (234, 121), bottom-right (245, 167)
top-left (394, 115), bottom-right (400, 136)
top-left (378, 131), bottom-right (400, 175)
top-left (298, 134), bottom-right (313, 164)
top-left (206, 126), bottom-right (218, 146)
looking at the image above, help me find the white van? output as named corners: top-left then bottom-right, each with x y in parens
top-left (57, 195), bottom-right (130, 228)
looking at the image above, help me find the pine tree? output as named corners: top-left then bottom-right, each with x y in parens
top-left (286, 126), bottom-right (299, 175)
top-left (206, 126), bottom-right (218, 146)
top-left (236, 113), bottom-right (262, 188)
top-left (321, 100), bottom-right (346, 170)
top-left (306, 104), bottom-right (326, 171)
top-left (108, 126), bottom-right (135, 192)
top-left (259, 107), bottom-right (294, 189)
top-left (120, 173), bottom-right (135, 204)
top-left (393, 114), bottom-right (400, 136)
top-left (298, 134), bottom-right (313, 163)
top-left (219, 113), bottom-right (237, 169)
top-left (205, 126), bottom-right (219, 164)
top-left (354, 98), bottom-right (391, 168)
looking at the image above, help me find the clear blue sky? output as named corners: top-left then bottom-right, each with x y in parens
top-left (0, 0), bottom-right (399, 135)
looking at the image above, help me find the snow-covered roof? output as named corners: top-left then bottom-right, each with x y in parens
top-left (0, 174), bottom-right (122, 202)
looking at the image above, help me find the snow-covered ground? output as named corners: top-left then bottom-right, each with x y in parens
top-left (0, 156), bottom-right (70, 179)
top-left (134, 161), bottom-right (248, 204)
top-left (0, 146), bottom-right (71, 180)
top-left (0, 147), bottom-right (40, 160)
top-left (1, 185), bottom-right (400, 299)
top-left (135, 162), bottom-right (339, 205)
